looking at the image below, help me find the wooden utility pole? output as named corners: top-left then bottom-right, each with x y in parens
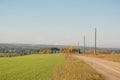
top-left (94, 28), bottom-right (97, 54)
top-left (84, 35), bottom-right (85, 54)
top-left (78, 42), bottom-right (80, 53)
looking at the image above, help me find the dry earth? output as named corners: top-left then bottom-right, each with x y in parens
top-left (76, 55), bottom-right (120, 80)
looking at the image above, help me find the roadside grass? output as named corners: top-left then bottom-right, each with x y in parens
top-left (54, 54), bottom-right (104, 80)
top-left (81, 53), bottom-right (120, 62)
top-left (0, 54), bottom-right (65, 80)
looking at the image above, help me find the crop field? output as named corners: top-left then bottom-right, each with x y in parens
top-left (0, 54), bottom-right (65, 80)
top-left (0, 54), bottom-right (104, 80)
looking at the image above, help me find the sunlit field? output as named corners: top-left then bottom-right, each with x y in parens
top-left (0, 54), bottom-right (104, 80)
top-left (0, 54), bottom-right (65, 80)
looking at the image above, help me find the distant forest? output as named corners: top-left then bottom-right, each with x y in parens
top-left (0, 44), bottom-right (120, 57)
top-left (0, 44), bottom-right (69, 57)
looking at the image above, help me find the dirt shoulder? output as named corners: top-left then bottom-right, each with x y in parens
top-left (76, 55), bottom-right (120, 80)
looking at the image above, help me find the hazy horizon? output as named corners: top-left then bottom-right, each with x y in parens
top-left (0, 0), bottom-right (120, 48)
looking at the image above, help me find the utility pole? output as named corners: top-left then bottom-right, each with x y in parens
top-left (84, 35), bottom-right (86, 54)
top-left (94, 28), bottom-right (97, 54)
top-left (78, 42), bottom-right (80, 53)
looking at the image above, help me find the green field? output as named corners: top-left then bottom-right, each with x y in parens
top-left (0, 54), bottom-right (65, 80)
top-left (0, 54), bottom-right (104, 80)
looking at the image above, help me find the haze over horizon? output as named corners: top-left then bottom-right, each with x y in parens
top-left (0, 0), bottom-right (120, 48)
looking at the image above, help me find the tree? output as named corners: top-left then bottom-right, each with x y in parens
top-left (67, 46), bottom-right (79, 53)
top-left (42, 49), bottom-right (52, 54)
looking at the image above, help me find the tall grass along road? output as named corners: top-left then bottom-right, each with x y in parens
top-left (76, 55), bottom-right (120, 80)
top-left (54, 54), bottom-right (103, 80)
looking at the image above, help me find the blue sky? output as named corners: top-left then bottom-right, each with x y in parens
top-left (0, 0), bottom-right (120, 48)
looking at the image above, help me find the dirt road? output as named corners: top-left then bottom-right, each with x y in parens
top-left (76, 55), bottom-right (120, 80)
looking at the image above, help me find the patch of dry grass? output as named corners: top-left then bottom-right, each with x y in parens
top-left (82, 53), bottom-right (120, 62)
top-left (54, 54), bottom-right (103, 80)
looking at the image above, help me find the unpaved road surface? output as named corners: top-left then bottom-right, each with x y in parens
top-left (76, 55), bottom-right (120, 80)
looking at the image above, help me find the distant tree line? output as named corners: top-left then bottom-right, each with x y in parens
top-left (41, 46), bottom-right (80, 54)
top-left (0, 47), bottom-right (41, 57)
top-left (1, 44), bottom-right (119, 57)
top-left (0, 46), bottom-right (81, 57)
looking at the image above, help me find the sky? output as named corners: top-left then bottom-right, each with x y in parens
top-left (0, 0), bottom-right (120, 48)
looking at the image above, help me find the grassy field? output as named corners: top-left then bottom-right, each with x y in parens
top-left (82, 53), bottom-right (120, 62)
top-left (0, 54), bottom-right (104, 80)
top-left (0, 54), bottom-right (65, 80)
